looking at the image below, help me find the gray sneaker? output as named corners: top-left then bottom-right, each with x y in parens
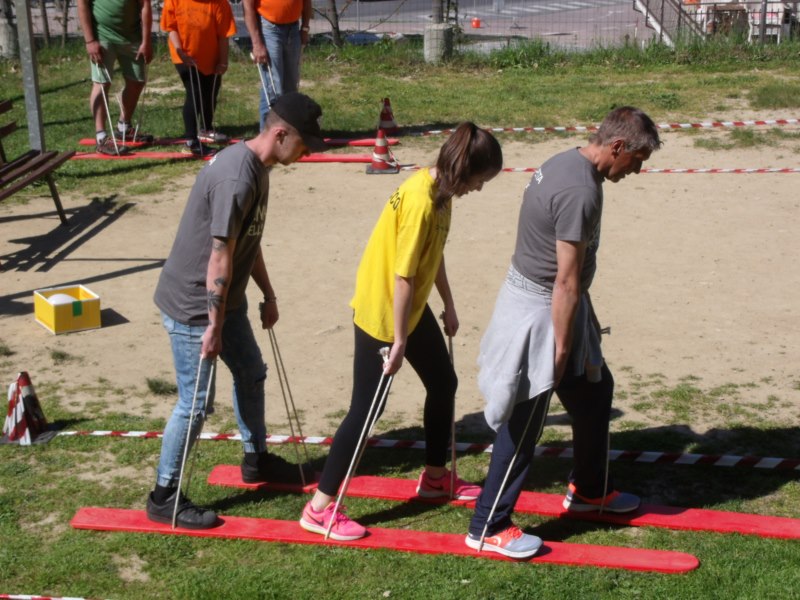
top-left (562, 483), bottom-right (641, 513)
top-left (181, 140), bottom-right (216, 157)
top-left (198, 129), bottom-right (229, 144)
top-left (465, 525), bottom-right (543, 560)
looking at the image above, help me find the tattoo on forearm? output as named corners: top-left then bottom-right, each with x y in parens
top-left (211, 240), bottom-right (227, 252)
top-left (207, 289), bottom-right (224, 312)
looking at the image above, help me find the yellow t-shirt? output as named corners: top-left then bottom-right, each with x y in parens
top-left (351, 169), bottom-right (451, 342)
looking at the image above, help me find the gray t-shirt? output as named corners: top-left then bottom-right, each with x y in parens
top-left (511, 148), bottom-right (603, 292)
top-left (154, 142), bottom-right (270, 324)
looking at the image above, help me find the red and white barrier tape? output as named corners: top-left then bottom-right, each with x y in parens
top-left (0, 595), bottom-right (92, 600)
top-left (401, 165), bottom-right (800, 174)
top-left (641, 167), bottom-right (800, 174)
top-left (56, 431), bottom-right (800, 471)
top-left (415, 118), bottom-right (800, 137)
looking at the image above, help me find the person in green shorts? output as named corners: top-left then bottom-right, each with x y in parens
top-left (77, 0), bottom-right (154, 155)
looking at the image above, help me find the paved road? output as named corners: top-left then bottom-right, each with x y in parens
top-left (329, 0), bottom-right (628, 23)
top-left (233, 0), bottom-right (651, 49)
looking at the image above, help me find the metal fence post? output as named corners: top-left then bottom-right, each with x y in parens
top-left (14, 0), bottom-right (45, 152)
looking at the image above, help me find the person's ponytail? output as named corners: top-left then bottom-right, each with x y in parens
top-left (433, 122), bottom-right (502, 210)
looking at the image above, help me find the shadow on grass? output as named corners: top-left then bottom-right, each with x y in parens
top-left (1, 195), bottom-right (134, 272)
top-left (363, 416), bottom-right (800, 515)
top-left (0, 194), bottom-right (164, 315)
top-left (147, 411), bottom-right (799, 537)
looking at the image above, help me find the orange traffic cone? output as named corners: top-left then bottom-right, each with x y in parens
top-left (366, 129), bottom-right (400, 175)
top-left (378, 97), bottom-right (399, 134)
top-left (2, 371), bottom-right (54, 445)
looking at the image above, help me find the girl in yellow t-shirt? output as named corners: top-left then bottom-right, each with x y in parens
top-left (300, 122), bottom-right (503, 541)
top-left (160, 0), bottom-right (236, 155)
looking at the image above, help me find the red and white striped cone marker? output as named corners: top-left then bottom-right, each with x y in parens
top-left (378, 97), bottom-right (399, 134)
top-left (366, 129), bottom-right (400, 174)
top-left (2, 371), bottom-right (53, 445)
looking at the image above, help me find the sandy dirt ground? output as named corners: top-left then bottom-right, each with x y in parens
top-left (2, 128), bottom-right (798, 447)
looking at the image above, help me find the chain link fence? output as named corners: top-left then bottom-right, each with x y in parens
top-left (2, 0), bottom-right (798, 54)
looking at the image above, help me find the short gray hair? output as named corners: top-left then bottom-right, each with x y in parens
top-left (589, 106), bottom-right (662, 153)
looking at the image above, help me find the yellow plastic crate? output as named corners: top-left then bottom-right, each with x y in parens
top-left (33, 285), bottom-right (101, 334)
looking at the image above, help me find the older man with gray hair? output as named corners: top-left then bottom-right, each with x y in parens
top-left (466, 106), bottom-right (662, 560)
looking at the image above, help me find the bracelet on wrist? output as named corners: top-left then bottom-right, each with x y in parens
top-left (301, 25), bottom-right (310, 31)
top-left (262, 296), bottom-right (277, 304)
top-left (85, 39), bottom-right (96, 44)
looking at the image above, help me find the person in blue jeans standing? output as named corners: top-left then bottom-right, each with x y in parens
top-left (243, 0), bottom-right (312, 129)
top-left (146, 92), bottom-right (328, 529)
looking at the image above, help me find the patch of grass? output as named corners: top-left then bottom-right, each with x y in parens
top-left (0, 341), bottom-right (14, 357)
top-left (709, 383), bottom-right (741, 398)
top-left (650, 382), bottom-right (706, 422)
top-left (648, 90), bottom-right (683, 110)
top-left (145, 377), bottom-right (177, 396)
top-left (750, 82), bottom-right (800, 109)
top-left (50, 349), bottom-right (75, 364)
top-left (67, 377), bottom-right (128, 398)
top-left (632, 400), bottom-right (657, 412)
top-left (125, 181), bottom-right (165, 195)
top-left (325, 409), bottom-right (348, 420)
top-left (694, 128), bottom-right (781, 151)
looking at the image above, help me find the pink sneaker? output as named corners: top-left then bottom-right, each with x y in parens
top-left (299, 501), bottom-right (367, 541)
top-left (416, 469), bottom-right (482, 500)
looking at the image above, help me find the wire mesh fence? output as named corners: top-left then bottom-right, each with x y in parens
top-left (310, 0), bottom-right (656, 49)
top-left (3, 0), bottom-right (799, 53)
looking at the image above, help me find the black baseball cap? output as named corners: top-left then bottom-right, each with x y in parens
top-left (271, 92), bottom-right (328, 153)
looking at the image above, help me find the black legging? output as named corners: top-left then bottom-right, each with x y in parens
top-left (175, 63), bottom-right (220, 140)
top-left (317, 305), bottom-right (457, 497)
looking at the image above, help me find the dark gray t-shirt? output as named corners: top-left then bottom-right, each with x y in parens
top-left (154, 142), bottom-right (270, 324)
top-left (511, 148), bottom-right (603, 292)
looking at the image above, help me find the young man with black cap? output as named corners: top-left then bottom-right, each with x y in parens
top-left (146, 92), bottom-right (328, 529)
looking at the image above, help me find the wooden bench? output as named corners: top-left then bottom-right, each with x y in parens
top-left (0, 99), bottom-right (75, 225)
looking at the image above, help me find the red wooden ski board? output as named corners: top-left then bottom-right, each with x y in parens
top-left (70, 507), bottom-right (698, 573)
top-left (208, 465), bottom-right (800, 540)
top-left (71, 152), bottom-right (373, 163)
top-left (77, 137), bottom-right (398, 147)
top-left (324, 137), bottom-right (399, 147)
top-left (72, 151), bottom-right (202, 160)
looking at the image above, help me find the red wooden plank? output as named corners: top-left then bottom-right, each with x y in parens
top-left (70, 507), bottom-right (698, 573)
top-left (77, 137), bottom-right (397, 147)
top-left (70, 151), bottom-right (372, 163)
top-left (324, 137), bottom-right (399, 147)
top-left (208, 465), bottom-right (800, 540)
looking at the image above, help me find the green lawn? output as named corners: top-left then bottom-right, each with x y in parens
top-left (1, 37), bottom-right (799, 600)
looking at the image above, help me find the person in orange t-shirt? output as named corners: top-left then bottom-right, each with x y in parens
top-left (243, 0), bottom-right (312, 129)
top-left (161, 0), bottom-right (236, 155)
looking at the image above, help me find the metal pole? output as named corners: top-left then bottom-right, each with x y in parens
top-left (759, 0), bottom-right (768, 42)
top-left (14, 0), bottom-right (45, 151)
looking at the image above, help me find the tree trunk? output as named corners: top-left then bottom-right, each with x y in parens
top-left (325, 0), bottom-right (341, 46)
top-left (38, 0), bottom-right (50, 47)
top-left (0, 0), bottom-right (18, 58)
top-left (60, 0), bottom-right (68, 48)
